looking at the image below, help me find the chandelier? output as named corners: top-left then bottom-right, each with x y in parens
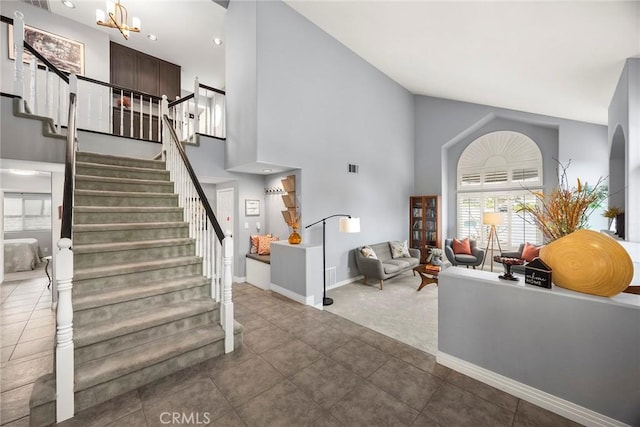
top-left (96, 1), bottom-right (141, 40)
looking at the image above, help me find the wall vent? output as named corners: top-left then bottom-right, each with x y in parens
top-left (20, 0), bottom-right (50, 11)
top-left (325, 267), bottom-right (336, 287)
top-left (348, 164), bottom-right (359, 174)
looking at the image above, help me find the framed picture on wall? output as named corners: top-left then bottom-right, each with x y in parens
top-left (8, 24), bottom-right (85, 75)
top-left (245, 199), bottom-right (260, 216)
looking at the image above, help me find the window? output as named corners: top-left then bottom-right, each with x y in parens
top-left (3, 193), bottom-right (51, 232)
top-left (457, 131), bottom-right (543, 249)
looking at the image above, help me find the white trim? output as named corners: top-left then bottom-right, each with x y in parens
top-left (269, 283), bottom-right (314, 306)
top-left (436, 351), bottom-right (630, 427)
top-left (233, 276), bottom-right (246, 284)
top-left (326, 274), bottom-right (363, 291)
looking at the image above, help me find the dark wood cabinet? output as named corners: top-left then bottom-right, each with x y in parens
top-left (109, 42), bottom-right (180, 99)
top-left (410, 195), bottom-right (441, 264)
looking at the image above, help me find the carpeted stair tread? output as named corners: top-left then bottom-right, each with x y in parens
top-left (74, 221), bottom-right (188, 232)
top-left (74, 206), bottom-right (183, 214)
top-left (75, 175), bottom-right (174, 187)
top-left (75, 325), bottom-right (223, 391)
top-left (73, 275), bottom-right (210, 311)
top-left (74, 189), bottom-right (178, 199)
top-left (74, 299), bottom-right (218, 347)
top-left (74, 256), bottom-right (202, 281)
top-left (74, 238), bottom-right (194, 254)
top-left (76, 161), bottom-right (170, 176)
top-left (76, 152), bottom-right (166, 169)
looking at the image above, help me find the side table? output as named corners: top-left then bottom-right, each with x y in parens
top-left (42, 256), bottom-right (52, 289)
top-left (413, 264), bottom-right (440, 291)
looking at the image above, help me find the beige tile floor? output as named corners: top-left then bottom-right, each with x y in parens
top-left (1, 275), bottom-right (582, 426)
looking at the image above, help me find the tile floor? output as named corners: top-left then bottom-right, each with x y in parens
top-left (1, 277), bottom-right (582, 426)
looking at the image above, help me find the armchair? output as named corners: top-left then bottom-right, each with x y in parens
top-left (444, 238), bottom-right (484, 269)
top-left (501, 243), bottom-right (542, 274)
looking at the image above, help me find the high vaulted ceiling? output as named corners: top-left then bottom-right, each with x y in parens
top-left (285, 0), bottom-right (640, 125)
top-left (45, 0), bottom-right (639, 125)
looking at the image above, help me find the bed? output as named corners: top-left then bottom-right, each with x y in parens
top-left (4, 238), bottom-right (41, 273)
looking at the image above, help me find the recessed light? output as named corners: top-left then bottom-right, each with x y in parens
top-left (61, 0), bottom-right (75, 8)
top-left (147, 34), bottom-right (157, 41)
top-left (213, 38), bottom-right (223, 46)
top-left (10, 169), bottom-right (38, 176)
top-left (262, 169), bottom-right (272, 173)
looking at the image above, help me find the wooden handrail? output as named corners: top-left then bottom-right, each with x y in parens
top-left (199, 83), bottom-right (226, 96)
top-left (60, 89), bottom-right (77, 239)
top-left (168, 93), bottom-right (194, 108)
top-left (23, 41), bottom-right (69, 84)
top-left (77, 75), bottom-right (163, 102)
top-left (162, 114), bottom-right (225, 243)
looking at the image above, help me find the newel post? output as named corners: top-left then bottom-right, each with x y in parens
top-left (193, 76), bottom-right (200, 143)
top-left (56, 238), bottom-right (74, 422)
top-left (221, 231), bottom-right (234, 353)
top-left (13, 11), bottom-right (24, 100)
top-left (161, 95), bottom-right (168, 160)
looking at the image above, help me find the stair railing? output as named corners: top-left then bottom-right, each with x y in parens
top-left (167, 76), bottom-right (226, 144)
top-left (4, 12), bottom-right (71, 127)
top-left (160, 99), bottom-right (234, 353)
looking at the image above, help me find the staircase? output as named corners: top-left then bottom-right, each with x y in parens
top-left (30, 152), bottom-right (242, 426)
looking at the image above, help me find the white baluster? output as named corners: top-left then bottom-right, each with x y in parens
top-left (13, 12), bottom-right (25, 100)
top-left (45, 67), bottom-right (51, 118)
top-left (148, 97), bottom-right (152, 141)
top-left (193, 76), bottom-right (200, 143)
top-left (119, 89), bottom-right (124, 136)
top-left (129, 92), bottom-right (134, 137)
top-left (29, 58), bottom-right (37, 113)
top-left (57, 78), bottom-right (62, 129)
top-left (55, 238), bottom-right (74, 422)
top-left (139, 94), bottom-right (143, 138)
top-left (222, 232), bottom-right (234, 352)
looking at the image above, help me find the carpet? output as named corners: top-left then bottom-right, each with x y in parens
top-left (325, 271), bottom-right (438, 355)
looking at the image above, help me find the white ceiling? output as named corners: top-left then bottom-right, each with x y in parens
top-left (45, 0), bottom-right (640, 125)
top-left (285, 0), bottom-right (640, 125)
top-left (48, 0), bottom-right (227, 91)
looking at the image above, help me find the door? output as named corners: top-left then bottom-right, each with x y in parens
top-left (216, 188), bottom-right (234, 237)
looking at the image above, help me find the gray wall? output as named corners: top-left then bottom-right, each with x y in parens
top-left (225, 0), bottom-right (258, 169)
top-left (608, 58), bottom-right (640, 242)
top-left (226, 0), bottom-right (415, 283)
top-left (439, 268), bottom-right (640, 425)
top-left (414, 95), bottom-right (609, 240)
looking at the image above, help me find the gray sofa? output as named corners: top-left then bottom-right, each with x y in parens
top-left (501, 243), bottom-right (543, 274)
top-left (354, 242), bottom-right (421, 290)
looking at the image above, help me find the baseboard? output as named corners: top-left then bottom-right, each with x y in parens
top-left (326, 275), bottom-right (363, 291)
top-left (436, 352), bottom-right (629, 427)
top-left (269, 283), bottom-right (315, 306)
top-left (233, 276), bottom-right (246, 284)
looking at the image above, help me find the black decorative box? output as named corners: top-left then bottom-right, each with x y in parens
top-left (525, 258), bottom-right (552, 289)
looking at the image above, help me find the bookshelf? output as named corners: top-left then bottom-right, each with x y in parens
top-left (410, 195), bottom-right (441, 264)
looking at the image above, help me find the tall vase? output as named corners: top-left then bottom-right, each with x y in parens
top-left (288, 227), bottom-right (301, 244)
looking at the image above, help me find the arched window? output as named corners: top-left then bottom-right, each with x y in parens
top-left (457, 131), bottom-right (543, 249)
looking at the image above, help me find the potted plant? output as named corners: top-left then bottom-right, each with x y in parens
top-left (430, 248), bottom-right (443, 266)
top-left (602, 206), bottom-right (622, 230)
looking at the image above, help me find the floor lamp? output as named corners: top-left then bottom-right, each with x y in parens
top-left (305, 214), bottom-right (360, 306)
top-left (481, 212), bottom-right (503, 272)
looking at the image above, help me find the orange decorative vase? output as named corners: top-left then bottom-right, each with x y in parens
top-left (539, 229), bottom-right (633, 297)
top-left (288, 228), bottom-right (302, 244)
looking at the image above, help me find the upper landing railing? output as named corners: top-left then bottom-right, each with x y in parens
top-left (1, 13), bottom-right (226, 143)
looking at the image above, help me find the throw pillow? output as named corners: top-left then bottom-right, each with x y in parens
top-left (250, 234), bottom-right (271, 254)
top-left (257, 235), bottom-right (274, 255)
top-left (390, 240), bottom-right (411, 259)
top-left (521, 242), bottom-right (541, 262)
top-left (453, 238), bottom-right (472, 255)
top-left (360, 245), bottom-right (378, 259)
